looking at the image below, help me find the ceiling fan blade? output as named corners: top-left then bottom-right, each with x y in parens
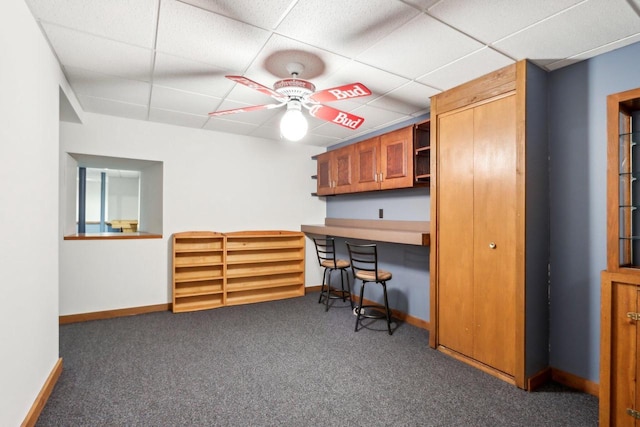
top-left (308, 83), bottom-right (372, 103)
top-left (226, 75), bottom-right (288, 101)
top-left (209, 103), bottom-right (284, 117)
top-left (308, 104), bottom-right (365, 130)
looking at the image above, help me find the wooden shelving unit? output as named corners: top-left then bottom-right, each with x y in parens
top-left (172, 230), bottom-right (305, 313)
top-left (414, 120), bottom-right (430, 184)
top-left (172, 231), bottom-right (225, 313)
top-left (225, 230), bottom-right (305, 306)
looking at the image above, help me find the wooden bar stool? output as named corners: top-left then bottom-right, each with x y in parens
top-left (312, 237), bottom-right (353, 311)
top-left (346, 241), bottom-right (393, 335)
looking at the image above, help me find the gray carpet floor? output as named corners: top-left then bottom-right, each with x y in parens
top-left (37, 293), bottom-right (598, 426)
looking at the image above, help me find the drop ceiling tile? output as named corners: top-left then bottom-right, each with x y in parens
top-left (243, 34), bottom-right (351, 82)
top-left (26, 0), bottom-right (159, 48)
top-left (152, 53), bottom-right (237, 98)
top-left (78, 95), bottom-right (149, 121)
top-left (203, 116), bottom-right (259, 134)
top-left (148, 108), bottom-right (209, 129)
top-left (209, 99), bottom-right (282, 125)
top-left (402, 0), bottom-right (441, 11)
top-left (428, 0), bottom-right (583, 44)
top-left (367, 81), bottom-right (437, 115)
top-left (351, 105), bottom-right (408, 130)
top-left (314, 61), bottom-right (410, 102)
top-left (494, 0), bottom-right (640, 68)
top-left (150, 86), bottom-right (221, 116)
top-left (156, 0), bottom-right (271, 70)
top-left (417, 47), bottom-right (515, 91)
top-left (65, 66), bottom-right (151, 105)
top-left (544, 33), bottom-right (640, 71)
top-left (42, 23), bottom-right (153, 81)
top-left (356, 14), bottom-right (484, 79)
top-left (177, 0), bottom-right (294, 30)
top-left (277, 0), bottom-right (420, 58)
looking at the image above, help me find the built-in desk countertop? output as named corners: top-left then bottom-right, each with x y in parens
top-left (301, 218), bottom-right (430, 246)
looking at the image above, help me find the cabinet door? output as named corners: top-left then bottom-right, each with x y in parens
top-left (437, 95), bottom-right (517, 376)
top-left (380, 126), bottom-right (413, 190)
top-left (437, 108), bottom-right (475, 356)
top-left (611, 282), bottom-right (639, 426)
top-left (316, 151), bottom-right (333, 196)
top-left (355, 137), bottom-right (380, 192)
top-left (333, 145), bottom-right (355, 194)
top-left (472, 95), bottom-right (517, 375)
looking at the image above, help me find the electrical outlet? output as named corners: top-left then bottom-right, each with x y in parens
top-left (379, 208), bottom-right (383, 218)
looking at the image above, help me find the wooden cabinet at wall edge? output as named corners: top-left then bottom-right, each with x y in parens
top-left (315, 121), bottom-right (429, 196)
top-left (600, 86), bottom-right (640, 427)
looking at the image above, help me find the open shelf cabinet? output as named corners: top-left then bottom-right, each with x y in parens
top-left (172, 231), bottom-right (225, 313)
top-left (172, 230), bottom-right (305, 313)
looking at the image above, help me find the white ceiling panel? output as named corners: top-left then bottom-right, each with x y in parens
top-left (177, 0), bottom-right (295, 30)
top-left (203, 116), bottom-right (259, 134)
top-left (26, 0), bottom-right (159, 48)
top-left (150, 86), bottom-right (221, 116)
top-left (65, 67), bottom-right (151, 105)
top-left (156, 0), bottom-right (271, 70)
top-left (417, 47), bottom-right (515, 91)
top-left (428, 0), bottom-right (584, 44)
top-left (367, 81), bottom-right (437, 115)
top-left (24, 0), bottom-right (640, 147)
top-left (152, 53), bottom-right (237, 98)
top-left (243, 34), bottom-right (352, 81)
top-left (494, 0), bottom-right (640, 67)
top-left (148, 108), bottom-right (209, 129)
top-left (314, 60), bottom-right (411, 102)
top-left (42, 23), bottom-right (153, 81)
top-left (78, 96), bottom-right (149, 121)
top-left (545, 33), bottom-right (640, 71)
top-left (356, 13), bottom-right (484, 79)
top-left (277, 0), bottom-right (420, 58)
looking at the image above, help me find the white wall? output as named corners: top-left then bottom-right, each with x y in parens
top-left (0, 1), bottom-right (67, 425)
top-left (60, 113), bottom-right (326, 315)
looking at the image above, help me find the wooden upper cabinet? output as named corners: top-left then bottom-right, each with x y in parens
top-left (316, 123), bottom-right (427, 195)
top-left (354, 136), bottom-right (380, 192)
top-left (316, 144), bottom-right (355, 196)
top-left (380, 126), bottom-right (413, 190)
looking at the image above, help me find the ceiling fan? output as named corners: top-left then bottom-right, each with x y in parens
top-left (208, 62), bottom-right (372, 141)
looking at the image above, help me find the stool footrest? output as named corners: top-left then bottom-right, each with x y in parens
top-left (356, 304), bottom-right (389, 319)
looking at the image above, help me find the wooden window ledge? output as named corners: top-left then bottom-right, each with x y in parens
top-left (64, 232), bottom-right (163, 240)
top-left (301, 218), bottom-right (429, 246)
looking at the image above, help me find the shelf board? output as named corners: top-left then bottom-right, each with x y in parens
top-left (225, 257), bottom-right (304, 265)
top-left (227, 280), bottom-right (303, 292)
top-left (174, 276), bottom-right (223, 283)
top-left (226, 267), bottom-right (304, 279)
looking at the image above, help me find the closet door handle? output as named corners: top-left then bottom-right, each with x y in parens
top-left (489, 242), bottom-right (496, 249)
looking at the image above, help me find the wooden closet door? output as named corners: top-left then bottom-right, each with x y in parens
top-left (472, 95), bottom-right (517, 375)
top-left (437, 108), bottom-right (475, 355)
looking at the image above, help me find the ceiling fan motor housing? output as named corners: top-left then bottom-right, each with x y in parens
top-left (274, 79), bottom-right (316, 100)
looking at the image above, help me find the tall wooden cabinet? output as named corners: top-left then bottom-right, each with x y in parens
top-left (600, 87), bottom-right (640, 426)
top-left (430, 60), bottom-right (549, 389)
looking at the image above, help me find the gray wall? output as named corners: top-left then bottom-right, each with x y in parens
top-left (548, 40), bottom-right (640, 383)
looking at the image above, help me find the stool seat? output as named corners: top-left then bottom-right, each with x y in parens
top-left (355, 269), bottom-right (391, 281)
top-left (321, 259), bottom-right (350, 269)
top-left (313, 238), bottom-right (353, 312)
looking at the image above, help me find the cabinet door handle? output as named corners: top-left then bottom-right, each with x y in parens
top-left (627, 312), bottom-right (640, 321)
top-left (489, 242), bottom-right (497, 249)
top-left (379, 172), bottom-right (384, 182)
top-left (374, 173), bottom-right (377, 182)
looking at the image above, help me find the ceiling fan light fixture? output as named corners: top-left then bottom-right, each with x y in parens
top-left (280, 100), bottom-right (308, 141)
